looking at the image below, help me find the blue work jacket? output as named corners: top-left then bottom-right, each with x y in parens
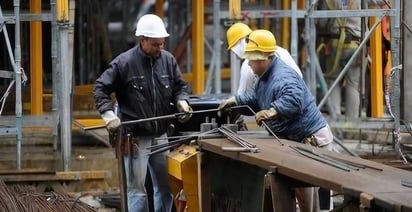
top-left (236, 57), bottom-right (327, 142)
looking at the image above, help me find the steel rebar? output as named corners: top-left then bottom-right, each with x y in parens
top-left (290, 146), bottom-right (351, 172)
top-left (229, 105), bottom-right (284, 145)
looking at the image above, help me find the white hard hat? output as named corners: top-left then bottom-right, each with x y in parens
top-left (135, 14), bottom-right (169, 38)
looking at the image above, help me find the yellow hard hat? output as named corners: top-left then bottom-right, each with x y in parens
top-left (226, 22), bottom-right (252, 50)
top-left (245, 29), bottom-right (277, 53)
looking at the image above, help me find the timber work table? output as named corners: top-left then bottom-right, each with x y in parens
top-left (198, 134), bottom-right (412, 211)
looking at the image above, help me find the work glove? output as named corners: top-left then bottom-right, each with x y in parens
top-left (101, 110), bottom-right (121, 132)
top-left (218, 96), bottom-right (237, 110)
top-left (176, 100), bottom-right (193, 123)
top-left (255, 108), bottom-right (278, 126)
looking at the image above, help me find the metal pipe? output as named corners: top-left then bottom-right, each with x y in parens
top-left (213, 0), bottom-right (221, 94)
top-left (14, 0), bottom-right (22, 170)
top-left (290, 0), bottom-right (298, 62)
top-left (84, 108), bottom-right (222, 131)
top-left (50, 0), bottom-right (59, 151)
top-left (204, 41), bottom-right (216, 94)
top-left (304, 0), bottom-right (317, 95)
top-left (229, 52), bottom-right (240, 94)
top-left (57, 0), bottom-right (71, 171)
top-left (390, 0), bottom-right (405, 163)
top-left (0, 2), bottom-right (22, 169)
top-left (59, 22), bottom-right (71, 171)
top-left (0, 7), bottom-right (16, 72)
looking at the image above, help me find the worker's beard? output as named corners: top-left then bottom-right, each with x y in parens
top-left (144, 50), bottom-right (161, 58)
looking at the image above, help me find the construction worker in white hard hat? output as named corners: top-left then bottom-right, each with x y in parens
top-left (219, 29), bottom-right (335, 212)
top-left (94, 14), bottom-right (192, 212)
top-left (226, 22), bottom-right (303, 95)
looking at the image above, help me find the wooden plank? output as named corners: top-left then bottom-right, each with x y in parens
top-left (74, 84), bottom-right (94, 95)
top-left (56, 170), bottom-right (111, 180)
top-left (72, 119), bottom-right (111, 147)
top-left (0, 170), bottom-right (111, 182)
top-left (360, 192), bottom-right (374, 209)
top-left (0, 169), bottom-right (54, 175)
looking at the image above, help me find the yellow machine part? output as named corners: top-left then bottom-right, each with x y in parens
top-left (167, 145), bottom-right (200, 211)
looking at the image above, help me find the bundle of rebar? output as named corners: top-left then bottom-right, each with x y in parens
top-left (0, 180), bottom-right (96, 212)
top-left (218, 126), bottom-right (259, 152)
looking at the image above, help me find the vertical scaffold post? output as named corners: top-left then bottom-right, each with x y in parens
top-left (57, 0), bottom-right (72, 171)
top-left (14, 0), bottom-right (23, 170)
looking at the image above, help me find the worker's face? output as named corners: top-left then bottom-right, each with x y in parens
top-left (140, 37), bottom-right (165, 57)
top-left (248, 60), bottom-right (270, 77)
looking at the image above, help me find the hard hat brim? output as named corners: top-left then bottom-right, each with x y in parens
top-left (135, 32), bottom-right (170, 38)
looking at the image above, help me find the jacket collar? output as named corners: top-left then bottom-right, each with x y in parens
top-left (136, 44), bottom-right (162, 60)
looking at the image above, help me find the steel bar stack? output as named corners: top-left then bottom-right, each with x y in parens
top-left (0, 180), bottom-right (96, 212)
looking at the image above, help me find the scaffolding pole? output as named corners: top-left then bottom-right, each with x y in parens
top-left (57, 0), bottom-right (72, 171)
top-left (389, 0), bottom-right (405, 162)
top-left (0, 1), bottom-right (24, 170)
top-left (213, 0), bottom-right (222, 94)
top-left (50, 0), bottom-right (60, 151)
top-left (13, 0), bottom-right (22, 171)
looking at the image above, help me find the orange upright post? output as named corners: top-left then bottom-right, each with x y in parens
top-left (30, 0), bottom-right (43, 115)
top-left (369, 12), bottom-right (384, 117)
top-left (192, 0), bottom-right (205, 94)
top-left (155, 0), bottom-right (164, 17)
top-left (281, 0), bottom-right (291, 50)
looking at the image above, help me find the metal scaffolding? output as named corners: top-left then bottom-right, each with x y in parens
top-left (0, 1), bottom-right (22, 170)
top-left (0, 0), bottom-right (407, 170)
top-left (0, 0), bottom-right (74, 171)
top-left (210, 0), bottom-right (406, 159)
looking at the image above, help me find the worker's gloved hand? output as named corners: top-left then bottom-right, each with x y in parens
top-left (218, 96), bottom-right (237, 110)
top-left (255, 108), bottom-right (278, 126)
top-left (101, 110), bottom-right (121, 132)
top-left (176, 100), bottom-right (193, 123)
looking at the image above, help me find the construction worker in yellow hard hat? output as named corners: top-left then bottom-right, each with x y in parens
top-left (219, 29), bottom-right (335, 212)
top-left (226, 23), bottom-right (302, 95)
